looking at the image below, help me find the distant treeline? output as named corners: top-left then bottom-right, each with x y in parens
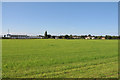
top-left (43, 31), bottom-right (119, 39)
top-left (2, 31), bottom-right (120, 39)
top-left (44, 35), bottom-right (120, 39)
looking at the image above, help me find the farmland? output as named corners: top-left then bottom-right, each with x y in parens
top-left (2, 39), bottom-right (118, 78)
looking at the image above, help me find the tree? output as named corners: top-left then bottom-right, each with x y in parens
top-left (108, 36), bottom-right (112, 39)
top-left (44, 31), bottom-right (48, 39)
top-left (70, 35), bottom-right (73, 39)
top-left (112, 36), bottom-right (117, 39)
top-left (52, 36), bottom-right (55, 39)
top-left (105, 35), bottom-right (112, 39)
top-left (95, 36), bottom-right (98, 39)
top-left (4, 35), bottom-right (6, 38)
top-left (81, 35), bottom-right (86, 39)
top-left (105, 35), bottom-right (108, 39)
top-left (97, 36), bottom-right (102, 39)
top-left (47, 34), bottom-right (51, 38)
top-left (88, 34), bottom-right (91, 37)
top-left (94, 36), bottom-right (98, 39)
top-left (65, 35), bottom-right (69, 39)
top-left (118, 35), bottom-right (120, 39)
top-left (59, 36), bottom-right (63, 39)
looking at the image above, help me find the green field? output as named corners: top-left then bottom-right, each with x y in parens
top-left (2, 39), bottom-right (118, 78)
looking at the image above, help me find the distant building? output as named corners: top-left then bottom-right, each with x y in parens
top-left (72, 36), bottom-right (79, 39)
top-left (28, 36), bottom-right (43, 39)
top-left (101, 37), bottom-right (105, 39)
top-left (10, 35), bottom-right (28, 39)
top-left (85, 37), bottom-right (90, 39)
top-left (91, 37), bottom-right (95, 39)
top-left (85, 36), bottom-right (95, 39)
top-left (7, 34), bottom-right (11, 38)
top-left (55, 36), bottom-right (59, 39)
top-left (5, 34), bottom-right (44, 39)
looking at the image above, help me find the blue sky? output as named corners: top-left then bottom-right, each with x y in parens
top-left (2, 2), bottom-right (118, 36)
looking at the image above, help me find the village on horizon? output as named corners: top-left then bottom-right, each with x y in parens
top-left (1, 30), bottom-right (119, 39)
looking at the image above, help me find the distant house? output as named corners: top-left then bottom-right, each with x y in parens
top-left (91, 37), bottom-right (95, 39)
top-left (55, 36), bottom-right (59, 39)
top-left (85, 37), bottom-right (90, 39)
top-left (72, 36), bottom-right (79, 39)
top-left (101, 37), bottom-right (105, 39)
top-left (85, 36), bottom-right (95, 39)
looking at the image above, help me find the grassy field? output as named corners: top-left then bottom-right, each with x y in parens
top-left (2, 39), bottom-right (118, 78)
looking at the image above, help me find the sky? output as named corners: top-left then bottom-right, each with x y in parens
top-left (2, 2), bottom-right (118, 36)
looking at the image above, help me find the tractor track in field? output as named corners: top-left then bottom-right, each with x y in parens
top-left (20, 58), bottom-right (118, 78)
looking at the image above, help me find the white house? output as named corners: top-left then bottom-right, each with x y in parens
top-left (85, 36), bottom-right (95, 39)
top-left (85, 37), bottom-right (90, 39)
top-left (91, 37), bottom-right (95, 39)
